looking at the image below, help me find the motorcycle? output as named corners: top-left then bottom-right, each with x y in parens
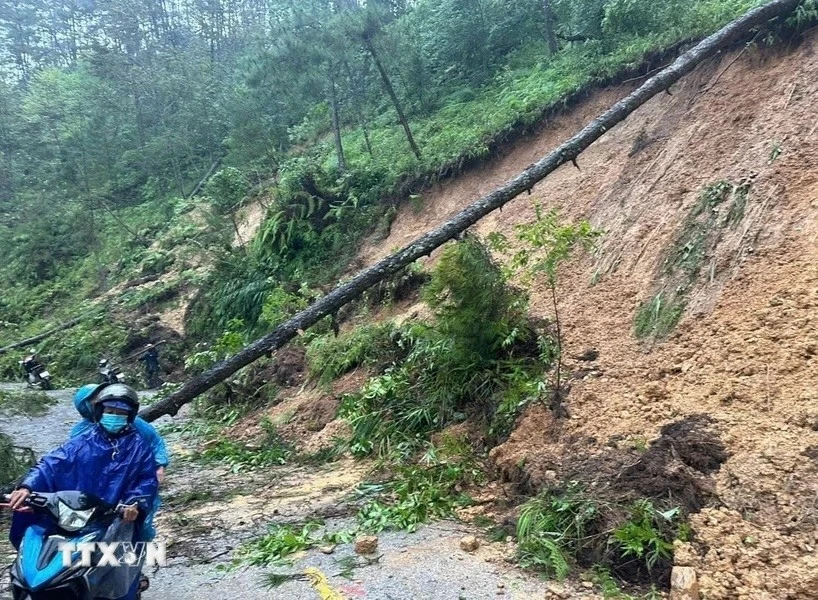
top-left (2, 491), bottom-right (145, 600)
top-left (19, 357), bottom-right (52, 391)
top-left (97, 359), bottom-right (126, 385)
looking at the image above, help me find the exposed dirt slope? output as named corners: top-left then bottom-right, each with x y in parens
top-left (357, 33), bottom-right (818, 599)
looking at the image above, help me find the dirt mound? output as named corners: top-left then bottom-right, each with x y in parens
top-left (490, 410), bottom-right (726, 515)
top-left (620, 415), bottom-right (727, 513)
top-left (266, 345), bottom-right (307, 387)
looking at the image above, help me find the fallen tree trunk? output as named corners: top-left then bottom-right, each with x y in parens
top-left (141, 0), bottom-right (801, 422)
top-left (0, 317), bottom-right (87, 356)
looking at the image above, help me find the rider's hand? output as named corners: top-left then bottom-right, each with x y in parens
top-left (8, 488), bottom-right (31, 510)
top-left (156, 466), bottom-right (165, 485)
top-left (121, 504), bottom-right (139, 522)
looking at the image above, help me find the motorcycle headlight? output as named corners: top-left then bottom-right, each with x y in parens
top-left (58, 501), bottom-right (95, 531)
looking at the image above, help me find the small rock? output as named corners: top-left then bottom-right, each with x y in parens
top-left (460, 535), bottom-right (480, 553)
top-left (546, 583), bottom-right (570, 599)
top-left (355, 535), bottom-right (378, 555)
top-left (670, 566), bottom-right (700, 600)
top-left (318, 544), bottom-right (336, 555)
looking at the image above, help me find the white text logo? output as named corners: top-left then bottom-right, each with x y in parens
top-left (58, 542), bottom-right (167, 568)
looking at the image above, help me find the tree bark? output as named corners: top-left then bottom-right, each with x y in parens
top-left (329, 69), bottom-right (347, 172)
top-left (543, 0), bottom-right (559, 55)
top-left (364, 38), bottom-right (422, 160)
top-left (187, 158), bottom-right (222, 200)
top-left (0, 316), bottom-right (90, 356)
top-left (140, 0), bottom-right (802, 422)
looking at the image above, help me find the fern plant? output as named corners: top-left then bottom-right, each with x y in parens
top-left (516, 484), bottom-right (599, 578)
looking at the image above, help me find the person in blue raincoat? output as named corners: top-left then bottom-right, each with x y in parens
top-left (71, 383), bottom-right (169, 541)
top-left (8, 384), bottom-right (158, 600)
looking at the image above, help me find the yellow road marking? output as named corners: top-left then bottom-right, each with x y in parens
top-left (305, 567), bottom-right (346, 600)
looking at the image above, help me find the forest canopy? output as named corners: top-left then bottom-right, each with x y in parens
top-left (0, 0), bottom-right (796, 342)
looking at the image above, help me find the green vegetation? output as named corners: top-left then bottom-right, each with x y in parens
top-left (633, 291), bottom-right (686, 339)
top-left (306, 322), bottom-right (404, 385)
top-left (338, 236), bottom-right (546, 458)
top-left (354, 444), bottom-right (481, 533)
top-left (516, 484), bottom-right (600, 577)
top-left (516, 486), bottom-right (688, 583)
top-left (0, 433), bottom-right (35, 490)
top-left (634, 179), bottom-right (753, 339)
top-left (240, 521), bottom-right (321, 566)
top-left (0, 388), bottom-right (56, 416)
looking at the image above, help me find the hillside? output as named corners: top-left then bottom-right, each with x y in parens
top-left (2, 2), bottom-right (818, 599)
top-left (349, 29), bottom-right (818, 598)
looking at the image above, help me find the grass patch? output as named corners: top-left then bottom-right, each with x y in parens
top-left (0, 388), bottom-right (56, 416)
top-left (306, 322), bottom-right (405, 386)
top-left (633, 291), bottom-right (686, 339)
top-left (635, 179), bottom-right (753, 339)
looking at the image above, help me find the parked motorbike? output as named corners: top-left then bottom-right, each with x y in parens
top-left (98, 359), bottom-right (126, 385)
top-left (2, 491), bottom-right (145, 600)
top-left (19, 355), bottom-right (52, 390)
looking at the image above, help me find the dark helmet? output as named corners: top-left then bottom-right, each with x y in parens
top-left (92, 383), bottom-right (140, 423)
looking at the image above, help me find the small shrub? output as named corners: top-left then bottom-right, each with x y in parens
top-left (306, 322), bottom-right (404, 385)
top-left (205, 167), bottom-right (249, 214)
top-left (516, 485), bottom-right (599, 578)
top-left (340, 237), bottom-right (545, 458)
top-left (611, 500), bottom-right (678, 572)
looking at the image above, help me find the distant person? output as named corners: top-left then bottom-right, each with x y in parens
top-left (21, 348), bottom-right (42, 375)
top-left (139, 343), bottom-right (161, 388)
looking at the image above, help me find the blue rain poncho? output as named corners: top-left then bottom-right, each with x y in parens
top-left (11, 424), bottom-right (158, 549)
top-left (71, 385), bottom-right (170, 467)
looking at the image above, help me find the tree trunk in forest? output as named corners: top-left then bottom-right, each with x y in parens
top-left (364, 38), bottom-right (422, 160)
top-left (360, 115), bottom-right (374, 158)
top-left (140, 0), bottom-right (802, 422)
top-left (543, 0), bottom-right (559, 55)
top-left (329, 69), bottom-right (347, 172)
top-left (0, 315), bottom-right (94, 356)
